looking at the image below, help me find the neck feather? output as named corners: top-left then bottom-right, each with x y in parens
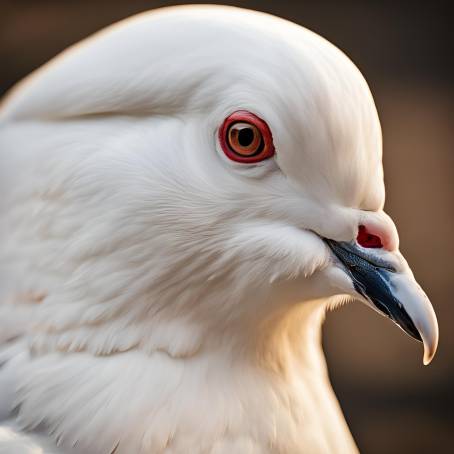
top-left (12, 299), bottom-right (357, 453)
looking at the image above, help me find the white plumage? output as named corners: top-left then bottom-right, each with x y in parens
top-left (0, 5), bottom-right (437, 454)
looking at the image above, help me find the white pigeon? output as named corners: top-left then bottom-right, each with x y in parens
top-left (0, 5), bottom-right (438, 454)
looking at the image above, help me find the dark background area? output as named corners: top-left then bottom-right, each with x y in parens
top-left (1, 1), bottom-right (453, 453)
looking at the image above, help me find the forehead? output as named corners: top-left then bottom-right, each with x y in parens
top-left (160, 8), bottom-right (386, 211)
top-left (261, 45), bottom-right (385, 211)
top-left (2, 7), bottom-right (372, 119)
top-left (194, 10), bottom-right (385, 210)
top-left (1, 6), bottom-right (385, 210)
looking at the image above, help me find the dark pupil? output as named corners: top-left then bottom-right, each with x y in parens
top-left (237, 127), bottom-right (254, 147)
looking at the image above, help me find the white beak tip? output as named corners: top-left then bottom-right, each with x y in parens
top-left (420, 306), bottom-right (439, 366)
top-left (422, 338), bottom-right (438, 366)
top-left (423, 354), bottom-right (433, 366)
top-left (388, 271), bottom-right (439, 367)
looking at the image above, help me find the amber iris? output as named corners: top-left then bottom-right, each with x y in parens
top-left (227, 122), bottom-right (262, 157)
top-left (219, 111), bottom-right (275, 163)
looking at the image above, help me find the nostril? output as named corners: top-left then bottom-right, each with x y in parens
top-left (357, 225), bottom-right (383, 248)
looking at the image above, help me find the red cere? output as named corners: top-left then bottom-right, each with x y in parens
top-left (357, 225), bottom-right (383, 248)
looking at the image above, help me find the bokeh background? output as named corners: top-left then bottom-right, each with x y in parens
top-left (1, 1), bottom-right (452, 453)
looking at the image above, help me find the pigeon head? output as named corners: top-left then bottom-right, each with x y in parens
top-left (1, 6), bottom-right (437, 363)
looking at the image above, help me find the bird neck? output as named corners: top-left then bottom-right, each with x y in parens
top-left (217, 299), bottom-right (329, 377)
top-left (14, 299), bottom-right (357, 453)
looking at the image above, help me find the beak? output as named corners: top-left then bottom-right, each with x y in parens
top-left (326, 239), bottom-right (439, 365)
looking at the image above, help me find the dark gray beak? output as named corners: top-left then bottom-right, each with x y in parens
top-left (326, 239), bottom-right (438, 365)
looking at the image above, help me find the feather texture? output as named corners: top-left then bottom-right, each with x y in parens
top-left (0, 5), bottom-right (398, 453)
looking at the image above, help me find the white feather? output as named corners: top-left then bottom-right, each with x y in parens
top-left (0, 4), bottom-right (396, 453)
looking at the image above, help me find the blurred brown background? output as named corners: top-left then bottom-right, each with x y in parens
top-left (1, 1), bottom-right (452, 453)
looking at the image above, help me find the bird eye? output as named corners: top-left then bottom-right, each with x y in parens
top-left (228, 123), bottom-right (262, 156)
top-left (357, 225), bottom-right (383, 248)
top-left (219, 111), bottom-right (275, 163)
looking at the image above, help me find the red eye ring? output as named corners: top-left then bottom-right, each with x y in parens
top-left (219, 111), bottom-right (275, 163)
